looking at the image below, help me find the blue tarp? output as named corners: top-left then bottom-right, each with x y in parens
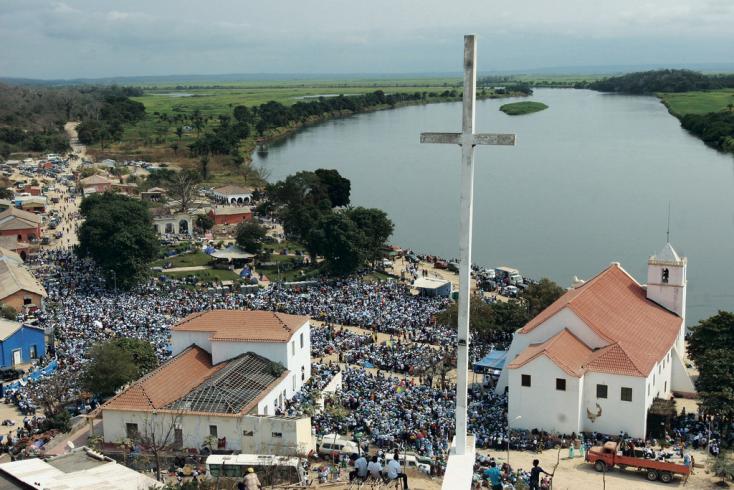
top-left (4, 359), bottom-right (58, 392)
top-left (362, 361), bottom-right (375, 369)
top-left (473, 349), bottom-right (508, 373)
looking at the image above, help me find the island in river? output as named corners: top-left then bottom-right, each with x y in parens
top-left (499, 101), bottom-right (548, 115)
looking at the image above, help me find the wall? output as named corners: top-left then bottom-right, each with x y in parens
top-left (102, 410), bottom-right (312, 456)
top-left (171, 331), bottom-right (212, 357)
top-left (508, 355), bottom-right (582, 435)
top-left (496, 307), bottom-right (606, 392)
top-left (153, 214), bottom-right (193, 236)
top-left (581, 372), bottom-right (647, 438)
top-left (0, 326), bottom-right (45, 367)
top-left (0, 226), bottom-right (40, 242)
top-left (0, 291), bottom-right (43, 313)
top-left (644, 349), bottom-right (673, 408)
top-left (256, 374), bottom-right (291, 416)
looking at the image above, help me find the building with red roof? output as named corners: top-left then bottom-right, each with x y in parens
top-left (498, 243), bottom-right (695, 438)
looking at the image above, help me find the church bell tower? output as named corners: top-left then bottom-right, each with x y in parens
top-left (647, 242), bottom-right (687, 351)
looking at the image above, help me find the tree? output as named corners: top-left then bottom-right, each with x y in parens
top-left (81, 338), bottom-right (158, 397)
top-left (0, 188), bottom-right (13, 200)
top-left (307, 213), bottom-right (366, 275)
top-left (346, 207), bottom-right (394, 265)
top-left (315, 168), bottom-right (351, 207)
top-left (175, 126), bottom-right (183, 140)
top-left (0, 304), bottom-right (16, 320)
top-left (133, 411), bottom-right (184, 482)
top-left (77, 193), bottom-right (159, 289)
top-left (709, 452), bottom-right (734, 485)
top-left (521, 278), bottom-right (565, 318)
top-left (30, 372), bottom-right (77, 416)
top-left (436, 296), bottom-right (530, 342)
top-left (165, 169), bottom-right (199, 212)
top-left (169, 141), bottom-right (179, 156)
top-left (199, 155), bottom-right (209, 179)
top-left (689, 312), bottom-right (734, 428)
top-left (196, 214), bottom-right (214, 232)
top-left (235, 221), bottom-right (268, 254)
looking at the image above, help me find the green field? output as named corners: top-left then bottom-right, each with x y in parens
top-left (163, 268), bottom-right (240, 282)
top-left (658, 89), bottom-right (734, 116)
top-left (151, 251), bottom-right (213, 268)
top-left (499, 101), bottom-right (548, 115)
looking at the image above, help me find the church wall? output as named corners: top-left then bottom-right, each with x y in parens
top-left (645, 349), bottom-right (673, 408)
top-left (171, 331), bottom-right (212, 356)
top-left (496, 307), bottom-right (606, 393)
top-left (508, 356), bottom-right (582, 436)
top-left (581, 372), bottom-right (647, 438)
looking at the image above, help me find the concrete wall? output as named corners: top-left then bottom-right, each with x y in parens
top-left (508, 355), bottom-right (582, 435)
top-left (0, 226), bottom-right (40, 242)
top-left (0, 325), bottom-right (44, 367)
top-left (0, 291), bottom-right (43, 314)
top-left (496, 307), bottom-right (607, 392)
top-left (102, 410), bottom-right (312, 456)
top-left (581, 372), bottom-right (647, 438)
top-left (171, 331), bottom-right (212, 357)
top-left (256, 375), bottom-right (291, 416)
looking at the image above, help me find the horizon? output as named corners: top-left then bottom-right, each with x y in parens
top-left (2, 0), bottom-right (733, 79)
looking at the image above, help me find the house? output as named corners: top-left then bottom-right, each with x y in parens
top-left (151, 207), bottom-right (193, 236)
top-left (0, 208), bottom-right (41, 243)
top-left (111, 182), bottom-right (139, 196)
top-left (0, 257), bottom-right (47, 312)
top-left (211, 185), bottom-right (253, 205)
top-left (15, 196), bottom-right (47, 213)
top-left (209, 206), bottom-right (253, 225)
top-left (413, 277), bottom-right (452, 297)
top-left (141, 187), bottom-right (167, 202)
top-left (0, 319), bottom-right (44, 367)
top-left (0, 237), bottom-right (30, 261)
top-left (497, 243), bottom-right (695, 439)
top-left (79, 174), bottom-right (112, 195)
top-left (101, 310), bottom-right (313, 455)
top-left (0, 446), bottom-right (162, 489)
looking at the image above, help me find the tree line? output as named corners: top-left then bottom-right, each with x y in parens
top-left (76, 87), bottom-right (146, 148)
top-left (583, 69), bottom-right (734, 94)
top-left (680, 111), bottom-right (734, 153)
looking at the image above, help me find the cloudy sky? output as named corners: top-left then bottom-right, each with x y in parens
top-left (1, 0), bottom-right (733, 79)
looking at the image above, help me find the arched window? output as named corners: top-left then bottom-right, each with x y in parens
top-left (165, 223), bottom-right (174, 234)
top-left (661, 268), bottom-right (669, 284)
top-left (178, 219), bottom-right (189, 235)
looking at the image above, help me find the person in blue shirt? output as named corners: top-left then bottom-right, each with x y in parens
top-left (485, 461), bottom-right (502, 490)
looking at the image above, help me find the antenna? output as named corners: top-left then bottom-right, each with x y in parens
top-left (666, 201), bottom-right (671, 243)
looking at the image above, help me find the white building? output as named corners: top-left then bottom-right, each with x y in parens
top-left (211, 184), bottom-right (254, 205)
top-left (413, 276), bottom-right (452, 297)
top-left (497, 243), bottom-right (695, 438)
top-left (101, 310), bottom-right (313, 455)
top-left (151, 208), bottom-right (194, 236)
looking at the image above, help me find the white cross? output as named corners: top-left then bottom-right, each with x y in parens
top-left (420, 34), bottom-right (516, 456)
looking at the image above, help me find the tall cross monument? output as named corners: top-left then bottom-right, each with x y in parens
top-left (421, 35), bottom-right (515, 456)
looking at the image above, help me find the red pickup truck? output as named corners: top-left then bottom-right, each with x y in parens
top-left (586, 441), bottom-right (690, 484)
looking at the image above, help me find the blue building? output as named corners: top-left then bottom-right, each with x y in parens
top-left (0, 319), bottom-right (44, 367)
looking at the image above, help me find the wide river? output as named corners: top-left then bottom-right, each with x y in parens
top-left (253, 89), bottom-right (734, 326)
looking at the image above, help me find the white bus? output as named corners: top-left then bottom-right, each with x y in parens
top-left (206, 454), bottom-right (307, 486)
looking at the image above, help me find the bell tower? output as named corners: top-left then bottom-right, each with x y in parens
top-left (647, 242), bottom-right (687, 351)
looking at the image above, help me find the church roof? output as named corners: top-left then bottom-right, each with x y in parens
top-left (517, 263), bottom-right (681, 377)
top-left (650, 242), bottom-right (685, 265)
top-left (507, 329), bottom-right (592, 377)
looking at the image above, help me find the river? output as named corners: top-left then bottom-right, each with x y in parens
top-left (252, 88), bottom-right (734, 325)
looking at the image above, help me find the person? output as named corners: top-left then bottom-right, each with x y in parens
top-left (350, 453), bottom-right (368, 482)
top-left (243, 467), bottom-right (261, 490)
top-left (485, 461), bottom-right (502, 490)
top-left (529, 459), bottom-right (551, 490)
top-left (367, 455), bottom-right (383, 481)
top-left (386, 452), bottom-right (409, 490)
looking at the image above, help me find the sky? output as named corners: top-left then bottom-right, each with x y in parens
top-left (1, 0), bottom-right (733, 79)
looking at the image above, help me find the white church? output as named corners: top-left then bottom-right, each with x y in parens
top-left (497, 243), bottom-right (696, 438)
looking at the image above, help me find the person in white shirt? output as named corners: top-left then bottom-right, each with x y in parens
top-left (386, 451), bottom-right (409, 490)
top-left (367, 455), bottom-right (383, 480)
top-left (349, 453), bottom-right (369, 482)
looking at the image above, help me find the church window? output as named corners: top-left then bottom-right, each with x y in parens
top-left (555, 378), bottom-right (566, 391)
top-left (596, 384), bottom-right (608, 399)
top-left (521, 375), bottom-right (531, 387)
top-left (621, 387), bottom-right (632, 402)
top-left (662, 268), bottom-right (669, 283)
top-left (664, 381), bottom-right (667, 392)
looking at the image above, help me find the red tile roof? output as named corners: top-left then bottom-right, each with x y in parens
top-left (172, 309), bottom-right (308, 343)
top-left (517, 263), bottom-right (681, 377)
top-left (508, 329), bottom-right (592, 377)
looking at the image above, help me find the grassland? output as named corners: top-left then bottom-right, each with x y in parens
top-left (658, 89), bottom-right (734, 116)
top-left (499, 101), bottom-right (548, 115)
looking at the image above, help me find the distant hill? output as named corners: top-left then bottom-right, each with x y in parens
top-left (587, 69), bottom-right (734, 94)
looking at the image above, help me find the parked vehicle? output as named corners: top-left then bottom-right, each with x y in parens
top-left (206, 454), bottom-right (306, 485)
top-left (434, 260), bottom-right (448, 270)
top-left (495, 266), bottom-right (523, 286)
top-left (385, 453), bottom-right (431, 474)
top-left (501, 285), bottom-right (519, 297)
top-left (0, 368), bottom-right (24, 382)
top-left (318, 434), bottom-right (359, 457)
top-left (586, 441), bottom-right (690, 484)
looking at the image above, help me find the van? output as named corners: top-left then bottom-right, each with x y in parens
top-left (318, 434), bottom-right (359, 457)
top-left (385, 453), bottom-right (431, 474)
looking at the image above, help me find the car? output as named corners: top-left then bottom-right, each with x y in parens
top-left (434, 260), bottom-right (448, 269)
top-left (447, 261), bottom-right (459, 273)
top-left (0, 368), bottom-right (24, 382)
top-left (381, 258), bottom-right (393, 268)
top-left (501, 285), bottom-right (519, 297)
top-left (40, 237), bottom-right (50, 245)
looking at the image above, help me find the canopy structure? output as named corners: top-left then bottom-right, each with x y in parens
top-left (207, 245), bottom-right (255, 261)
top-left (473, 349), bottom-right (508, 373)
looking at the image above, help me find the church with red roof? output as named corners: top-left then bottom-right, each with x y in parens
top-left (496, 243), bottom-right (695, 438)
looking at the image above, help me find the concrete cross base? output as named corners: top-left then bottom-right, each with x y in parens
top-left (441, 435), bottom-right (476, 490)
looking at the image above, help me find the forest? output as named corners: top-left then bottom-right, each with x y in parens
top-left (584, 69), bottom-right (734, 94)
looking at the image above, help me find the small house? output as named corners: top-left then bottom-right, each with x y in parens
top-left (413, 277), bottom-right (452, 297)
top-left (209, 206), bottom-right (253, 225)
top-left (0, 319), bottom-right (45, 367)
top-left (211, 185), bottom-right (254, 205)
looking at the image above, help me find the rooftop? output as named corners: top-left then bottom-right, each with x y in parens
top-left (517, 263), bottom-right (681, 377)
top-left (172, 309), bottom-right (308, 343)
top-left (213, 184), bottom-right (253, 195)
top-left (508, 329), bottom-right (592, 377)
top-left (413, 277), bottom-right (450, 289)
top-left (211, 206), bottom-right (252, 216)
top-left (0, 257), bottom-right (47, 300)
top-left (79, 175), bottom-right (111, 185)
top-left (103, 346), bottom-right (287, 416)
top-left (0, 208), bottom-right (41, 231)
